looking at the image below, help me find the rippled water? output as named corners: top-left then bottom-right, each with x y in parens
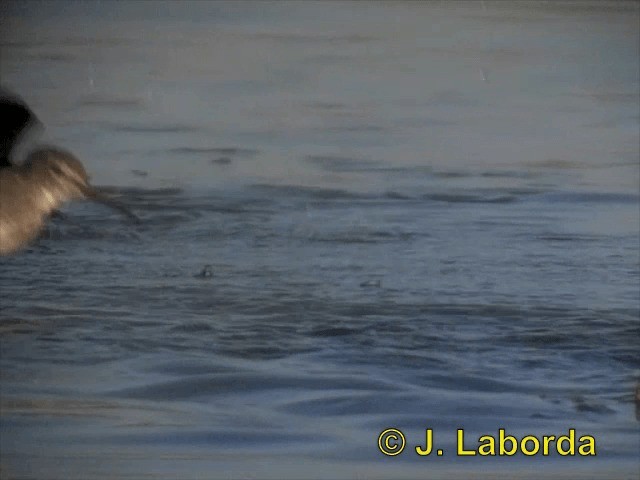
top-left (1, 2), bottom-right (639, 479)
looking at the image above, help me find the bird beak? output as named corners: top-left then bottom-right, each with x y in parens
top-left (81, 185), bottom-right (141, 224)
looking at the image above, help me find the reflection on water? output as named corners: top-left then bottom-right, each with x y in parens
top-left (1, 1), bottom-right (639, 479)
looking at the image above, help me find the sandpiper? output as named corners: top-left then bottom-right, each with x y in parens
top-left (1, 90), bottom-right (139, 256)
top-left (0, 146), bottom-right (139, 256)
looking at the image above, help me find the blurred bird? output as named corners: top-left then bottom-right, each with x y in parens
top-left (0, 90), bottom-right (139, 256)
top-left (0, 147), bottom-right (139, 255)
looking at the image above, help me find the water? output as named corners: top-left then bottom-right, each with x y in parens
top-left (1, 1), bottom-right (639, 478)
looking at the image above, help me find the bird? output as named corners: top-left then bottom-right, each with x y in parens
top-left (0, 146), bottom-right (139, 256)
top-left (0, 89), bottom-right (139, 256)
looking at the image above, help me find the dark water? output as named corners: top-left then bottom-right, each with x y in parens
top-left (1, 2), bottom-right (639, 479)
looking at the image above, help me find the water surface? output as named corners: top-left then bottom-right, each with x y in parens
top-left (1, 1), bottom-right (638, 479)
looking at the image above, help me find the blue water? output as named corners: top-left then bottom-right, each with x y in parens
top-left (1, 2), bottom-right (639, 479)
